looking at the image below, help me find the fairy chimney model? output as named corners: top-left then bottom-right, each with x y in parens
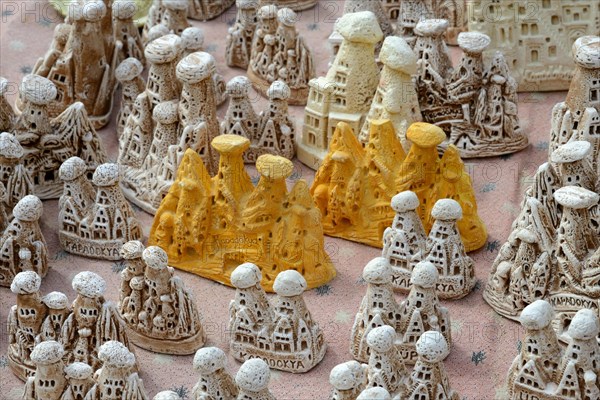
top-left (0, 77), bottom-right (15, 132)
top-left (62, 362), bottom-right (95, 400)
top-left (364, 325), bottom-right (409, 396)
top-left (115, 58), bottom-right (145, 137)
top-left (192, 347), bottom-right (238, 400)
top-left (226, 0), bottom-right (259, 69)
top-left (235, 358), bottom-right (276, 400)
top-left (343, 0), bottom-right (394, 41)
top-left (22, 341), bottom-right (68, 400)
top-left (0, 131), bottom-right (34, 208)
top-left (329, 361), bottom-right (368, 400)
top-left (221, 76), bottom-right (260, 142)
top-left (112, 0), bottom-right (145, 64)
top-left (39, 291), bottom-right (70, 342)
top-left (161, 0), bottom-right (191, 35)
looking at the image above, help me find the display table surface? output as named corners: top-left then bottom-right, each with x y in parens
top-left (0, 2), bottom-right (567, 399)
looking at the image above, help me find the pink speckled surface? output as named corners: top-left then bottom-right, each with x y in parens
top-left (0, 2), bottom-right (567, 399)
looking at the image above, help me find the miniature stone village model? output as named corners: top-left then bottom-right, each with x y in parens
top-left (148, 135), bottom-right (336, 292)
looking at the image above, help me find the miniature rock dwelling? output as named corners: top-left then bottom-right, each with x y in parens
top-left (236, 358), bottom-right (277, 400)
top-left (483, 36), bottom-right (600, 333)
top-left (192, 347), bottom-right (238, 399)
top-left (310, 120), bottom-right (487, 252)
top-left (58, 158), bottom-right (142, 260)
top-left (118, 41), bottom-right (222, 214)
top-left (117, 243), bottom-right (206, 354)
top-left (299, 11), bottom-right (384, 168)
top-left (148, 135), bottom-right (336, 291)
top-left (0, 74), bottom-right (107, 199)
top-left (469, 0), bottom-right (600, 91)
top-left (414, 22), bottom-right (529, 158)
top-left (229, 264), bottom-right (326, 373)
top-left (351, 258), bottom-right (452, 364)
top-left (506, 300), bottom-right (600, 399)
top-left (226, 0), bottom-right (259, 69)
top-left (0, 132), bottom-right (34, 208)
top-left (221, 78), bottom-right (296, 162)
top-left (0, 196), bottom-right (47, 287)
top-left (248, 5), bottom-right (315, 105)
top-left (329, 360), bottom-right (368, 400)
top-left (363, 325), bottom-right (409, 396)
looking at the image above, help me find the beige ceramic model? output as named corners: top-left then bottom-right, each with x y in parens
top-left (0, 195), bottom-right (47, 287)
top-left (148, 136), bottom-right (336, 291)
top-left (0, 132), bottom-right (34, 208)
top-left (62, 361), bottom-right (95, 399)
top-left (329, 361), bottom-right (368, 400)
top-left (115, 57), bottom-right (145, 137)
top-left (229, 265), bottom-right (327, 373)
top-left (357, 388), bottom-right (391, 400)
top-left (192, 347), bottom-right (238, 399)
top-left (39, 291), bottom-right (70, 342)
top-left (343, 0), bottom-right (395, 45)
top-left (248, 6), bottom-right (315, 105)
top-left (235, 358), bottom-right (277, 400)
top-left (161, 0), bottom-right (191, 35)
top-left (259, 0), bottom-right (316, 11)
top-left (299, 11), bottom-right (383, 168)
top-left (112, 0), bottom-right (145, 64)
top-left (222, 78), bottom-right (296, 162)
top-left (364, 326), bottom-right (409, 396)
top-left (58, 159), bottom-right (142, 260)
top-left (0, 77), bottom-right (15, 132)
top-left (117, 244), bottom-right (206, 354)
top-left (188, 0), bottom-right (235, 21)
top-left (226, 0), bottom-right (259, 69)
top-left (22, 341), bottom-right (68, 400)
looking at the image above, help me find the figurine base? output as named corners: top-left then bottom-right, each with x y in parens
top-left (8, 351), bottom-right (35, 382)
top-left (247, 68), bottom-right (308, 106)
top-left (59, 233), bottom-right (129, 260)
top-left (230, 342), bottom-right (326, 373)
top-left (295, 140), bottom-right (328, 171)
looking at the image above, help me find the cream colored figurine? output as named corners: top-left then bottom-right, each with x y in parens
top-left (0, 77), bottom-right (14, 132)
top-left (357, 388), bottom-right (391, 400)
top-left (0, 195), bottom-right (47, 287)
top-left (62, 362), bottom-right (95, 399)
top-left (226, 0), bottom-right (259, 69)
top-left (22, 341), bottom-right (68, 400)
top-left (58, 159), bottom-right (142, 260)
top-left (329, 361), bottom-right (368, 400)
top-left (117, 244), bottom-right (206, 354)
top-left (0, 131), bottom-right (34, 208)
top-left (192, 347), bottom-right (238, 400)
top-left (161, 0), bottom-right (191, 35)
top-left (112, 0), bottom-right (145, 64)
top-left (235, 358), bottom-right (276, 400)
top-left (229, 266), bottom-right (326, 373)
top-left (39, 291), bottom-right (70, 342)
top-left (364, 326), bottom-right (408, 396)
top-left (115, 58), bottom-right (145, 137)
top-left (187, 0), bottom-right (235, 21)
top-left (343, 1), bottom-right (394, 41)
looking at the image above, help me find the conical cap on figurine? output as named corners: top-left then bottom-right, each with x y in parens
top-left (30, 341), bottom-right (64, 366)
top-left (336, 11), bottom-right (383, 44)
top-left (256, 154), bottom-right (294, 180)
top-left (366, 325), bottom-right (396, 353)
top-left (330, 361), bottom-right (365, 390)
top-left (362, 257), bottom-right (392, 285)
top-left (116, 58), bottom-right (144, 83)
top-left (193, 347), bottom-right (227, 374)
top-left (568, 309), bottom-right (599, 340)
top-left (554, 186), bottom-right (599, 210)
top-left (236, 358), bottom-right (271, 391)
top-left (520, 300), bottom-right (553, 330)
top-left (410, 261), bottom-right (439, 288)
top-left (98, 341), bottom-right (136, 368)
top-left (72, 271), bottom-right (106, 299)
top-left (415, 19), bottom-right (449, 38)
top-left (153, 392), bottom-right (181, 400)
top-left (13, 195), bottom-right (43, 222)
top-left (181, 27), bottom-right (204, 52)
top-left (457, 32), bottom-right (491, 55)
top-left (231, 263), bottom-right (262, 289)
top-left (357, 388), bottom-right (391, 400)
top-left (550, 141), bottom-right (591, 164)
top-left (391, 191), bottom-right (420, 213)
top-left (415, 330), bottom-right (450, 362)
top-left (379, 36), bottom-right (417, 75)
top-left (59, 157), bottom-right (88, 181)
top-left (406, 123), bottom-right (446, 148)
top-left (177, 52), bottom-right (216, 84)
top-left (273, 270), bottom-right (307, 297)
top-left (20, 75), bottom-right (57, 106)
top-left (145, 34), bottom-right (183, 64)
top-left (0, 132), bottom-right (24, 160)
top-left (10, 271), bottom-right (41, 294)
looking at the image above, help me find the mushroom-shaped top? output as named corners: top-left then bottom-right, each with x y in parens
top-left (0, 77), bottom-right (8, 96)
top-left (153, 392), bottom-right (181, 400)
top-left (212, 134), bottom-right (251, 154)
top-left (415, 330), bottom-right (450, 363)
top-left (258, 5), bottom-right (278, 19)
top-left (362, 257), bottom-right (392, 285)
top-left (43, 291), bottom-right (69, 310)
top-left (31, 341), bottom-right (64, 365)
top-left (64, 362), bottom-right (93, 380)
top-left (391, 191), bottom-right (419, 213)
top-left (380, 36), bottom-right (417, 75)
top-left (256, 155), bottom-right (294, 180)
top-left (0, 131), bottom-right (24, 160)
top-left (330, 360), bottom-right (366, 390)
top-left (10, 271), bottom-right (41, 295)
top-left (236, 358), bottom-right (271, 391)
top-left (273, 270), bottom-right (307, 297)
top-left (193, 347), bottom-right (227, 374)
top-left (21, 75), bottom-right (57, 105)
top-left (357, 388), bottom-right (391, 400)
top-left (153, 100), bottom-right (179, 125)
top-left (13, 195), bottom-right (43, 222)
top-left (267, 80), bottom-right (291, 100)
top-left (406, 122), bottom-right (446, 148)
top-left (551, 141), bottom-right (591, 164)
top-left (69, 0), bottom-right (106, 22)
top-left (567, 308), bottom-right (599, 341)
top-left (121, 240), bottom-right (145, 260)
top-left (182, 27), bottom-right (205, 51)
top-left (231, 263), bottom-right (262, 289)
top-left (112, 0), bottom-right (137, 19)
top-left (366, 325), bottom-right (396, 353)
top-left (98, 341), bottom-right (136, 368)
top-left (72, 271), bottom-right (106, 299)
top-left (515, 228), bottom-right (537, 245)
top-left (162, 0), bottom-right (188, 11)
top-left (277, 8), bottom-right (297, 26)
top-left (143, 246), bottom-right (169, 270)
top-left (92, 163), bottom-right (121, 186)
top-left (337, 11), bottom-right (383, 44)
top-left (520, 300), bottom-right (553, 330)
top-left (457, 32), bottom-right (491, 54)
top-left (226, 76), bottom-right (251, 97)
top-left (415, 19), bottom-right (449, 37)
top-left (147, 24), bottom-right (170, 43)
top-left (237, 0), bottom-right (258, 10)
top-left (431, 199), bottom-right (463, 221)
top-left (573, 36), bottom-right (600, 69)
top-left (145, 34), bottom-right (182, 64)
top-left (59, 156), bottom-right (88, 181)
top-left (554, 186), bottom-right (599, 210)
top-left (115, 58), bottom-right (144, 82)
top-left (177, 52), bottom-right (215, 84)
top-left (411, 261), bottom-right (439, 288)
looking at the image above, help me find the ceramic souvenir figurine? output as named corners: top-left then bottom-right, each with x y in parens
top-left (117, 244), bottom-right (206, 354)
top-left (7, 271), bottom-right (46, 380)
top-left (221, 76), bottom-right (260, 142)
top-left (407, 331), bottom-right (460, 399)
top-left (32, 23), bottom-right (72, 78)
top-left (58, 159), bottom-right (142, 260)
top-left (343, 1), bottom-right (394, 41)
top-left (112, 0), bottom-right (145, 64)
top-left (359, 36), bottom-right (422, 149)
top-left (192, 347), bottom-right (238, 400)
top-left (396, 261), bottom-right (451, 363)
top-left (84, 341), bottom-right (147, 400)
top-left (357, 388), bottom-right (391, 400)
top-left (229, 266), bottom-right (327, 373)
top-left (22, 341), bottom-right (68, 400)
top-left (248, 6), bottom-right (315, 105)
top-left (161, 0), bottom-right (191, 35)
top-left (115, 58), bottom-right (145, 137)
top-left (155, 392), bottom-right (181, 400)
top-left (364, 326), bottom-right (409, 397)
top-left (329, 361), bottom-right (368, 400)
top-left (468, 1), bottom-right (600, 91)
top-left (350, 258), bottom-right (400, 363)
top-left (226, 0), bottom-right (259, 69)
top-left (143, 0), bottom-right (165, 42)
top-left (260, 0), bottom-right (316, 11)
top-left (0, 77), bottom-right (15, 132)
top-left (0, 131), bottom-right (34, 208)
top-left (299, 11), bottom-right (383, 167)
top-left (147, 24), bottom-right (171, 44)
top-left (148, 136), bottom-right (336, 291)
top-left (310, 121), bottom-right (487, 251)
top-left (60, 271), bottom-right (134, 371)
top-left (235, 358), bottom-right (276, 400)
top-left (0, 195), bottom-right (47, 286)
top-left (187, 0), bottom-right (235, 21)
top-left (62, 362), bottom-right (95, 400)
top-left (39, 291), bottom-right (70, 342)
